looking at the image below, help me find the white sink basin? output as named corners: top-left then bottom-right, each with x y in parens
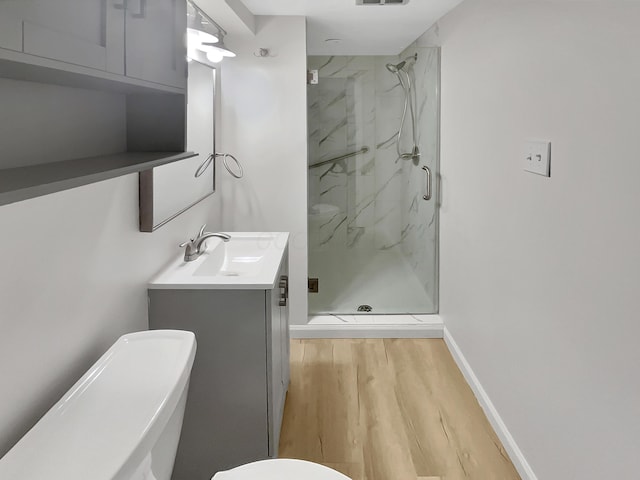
top-left (149, 232), bottom-right (289, 290)
top-left (194, 234), bottom-right (277, 278)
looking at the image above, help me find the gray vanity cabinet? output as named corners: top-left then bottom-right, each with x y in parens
top-left (148, 258), bottom-right (290, 479)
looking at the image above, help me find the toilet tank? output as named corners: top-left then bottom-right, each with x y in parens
top-left (0, 330), bottom-right (197, 480)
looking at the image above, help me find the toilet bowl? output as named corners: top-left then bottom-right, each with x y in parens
top-left (213, 458), bottom-right (350, 480)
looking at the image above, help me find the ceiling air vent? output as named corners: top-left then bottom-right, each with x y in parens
top-left (356, 0), bottom-right (409, 5)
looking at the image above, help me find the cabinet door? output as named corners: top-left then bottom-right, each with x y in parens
top-left (125, 0), bottom-right (187, 88)
top-left (0, 12), bottom-right (22, 52)
top-left (0, 0), bottom-right (125, 73)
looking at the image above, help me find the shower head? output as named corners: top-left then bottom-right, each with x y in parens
top-left (385, 53), bottom-right (418, 74)
top-left (385, 60), bottom-right (406, 73)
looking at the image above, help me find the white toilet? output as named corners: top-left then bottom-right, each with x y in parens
top-left (0, 329), bottom-right (349, 480)
top-left (213, 458), bottom-right (350, 479)
top-left (0, 330), bottom-right (197, 480)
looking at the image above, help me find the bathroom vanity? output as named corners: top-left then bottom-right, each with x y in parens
top-left (148, 232), bottom-right (290, 478)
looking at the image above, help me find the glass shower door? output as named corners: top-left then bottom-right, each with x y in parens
top-left (307, 48), bottom-right (439, 316)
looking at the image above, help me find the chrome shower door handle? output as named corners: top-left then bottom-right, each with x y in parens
top-left (422, 165), bottom-right (432, 201)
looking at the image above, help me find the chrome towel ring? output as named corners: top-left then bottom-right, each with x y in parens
top-left (220, 153), bottom-right (244, 178)
top-left (194, 154), bottom-right (214, 178)
top-left (194, 153), bottom-right (244, 179)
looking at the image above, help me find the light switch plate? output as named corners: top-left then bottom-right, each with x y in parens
top-left (523, 140), bottom-right (551, 177)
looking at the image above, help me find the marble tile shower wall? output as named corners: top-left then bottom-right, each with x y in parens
top-left (399, 46), bottom-right (440, 298)
top-left (308, 72), bottom-right (352, 250)
top-left (307, 55), bottom-right (406, 252)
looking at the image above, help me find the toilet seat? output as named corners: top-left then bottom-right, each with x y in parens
top-left (212, 459), bottom-right (351, 480)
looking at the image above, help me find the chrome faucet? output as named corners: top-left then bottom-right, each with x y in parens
top-left (180, 224), bottom-right (231, 262)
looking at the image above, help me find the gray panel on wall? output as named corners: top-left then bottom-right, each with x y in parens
top-left (0, 78), bottom-right (126, 169)
top-left (127, 93), bottom-right (186, 152)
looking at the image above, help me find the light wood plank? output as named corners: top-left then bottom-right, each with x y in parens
top-left (280, 339), bottom-right (520, 480)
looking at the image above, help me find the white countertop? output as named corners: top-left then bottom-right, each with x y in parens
top-left (149, 232), bottom-right (289, 290)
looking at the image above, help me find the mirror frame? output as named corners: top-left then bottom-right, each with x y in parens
top-left (139, 60), bottom-right (216, 232)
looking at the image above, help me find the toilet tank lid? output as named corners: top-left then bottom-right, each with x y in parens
top-left (0, 330), bottom-right (197, 480)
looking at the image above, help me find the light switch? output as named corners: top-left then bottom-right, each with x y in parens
top-left (523, 140), bottom-right (551, 177)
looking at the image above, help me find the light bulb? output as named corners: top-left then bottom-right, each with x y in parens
top-left (206, 50), bottom-right (224, 63)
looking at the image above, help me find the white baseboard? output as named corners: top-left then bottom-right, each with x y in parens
top-left (290, 323), bottom-right (444, 339)
top-left (443, 327), bottom-right (538, 480)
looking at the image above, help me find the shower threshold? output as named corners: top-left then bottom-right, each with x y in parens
top-left (295, 314), bottom-right (444, 339)
top-left (308, 314), bottom-right (437, 325)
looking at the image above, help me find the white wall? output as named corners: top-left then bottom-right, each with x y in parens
top-left (0, 179), bottom-right (214, 458)
top-left (424, 1), bottom-right (640, 478)
top-left (214, 16), bottom-right (308, 324)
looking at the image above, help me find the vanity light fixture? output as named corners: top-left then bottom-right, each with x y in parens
top-left (187, 0), bottom-right (236, 61)
top-left (187, 28), bottom-right (218, 49)
top-left (187, 4), bottom-right (218, 49)
top-left (204, 38), bottom-right (236, 59)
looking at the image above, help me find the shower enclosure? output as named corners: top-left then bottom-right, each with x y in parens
top-left (307, 47), bottom-right (440, 317)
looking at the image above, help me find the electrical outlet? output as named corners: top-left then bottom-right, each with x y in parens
top-left (523, 140), bottom-right (551, 177)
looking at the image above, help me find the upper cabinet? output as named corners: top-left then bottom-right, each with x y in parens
top-left (0, 1), bottom-right (125, 74)
top-left (0, 0), bottom-right (186, 90)
top-left (0, 0), bottom-right (191, 207)
top-left (125, 0), bottom-right (187, 89)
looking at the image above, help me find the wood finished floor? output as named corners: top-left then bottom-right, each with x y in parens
top-left (279, 339), bottom-right (521, 480)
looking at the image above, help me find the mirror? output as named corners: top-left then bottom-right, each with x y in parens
top-left (140, 60), bottom-right (216, 232)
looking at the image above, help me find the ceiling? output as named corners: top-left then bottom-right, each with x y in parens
top-left (240, 0), bottom-right (463, 55)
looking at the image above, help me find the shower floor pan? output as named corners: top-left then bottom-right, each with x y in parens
top-left (308, 247), bottom-right (435, 316)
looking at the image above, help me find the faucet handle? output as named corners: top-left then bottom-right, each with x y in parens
top-left (179, 240), bottom-right (191, 248)
top-left (197, 224), bottom-right (207, 238)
